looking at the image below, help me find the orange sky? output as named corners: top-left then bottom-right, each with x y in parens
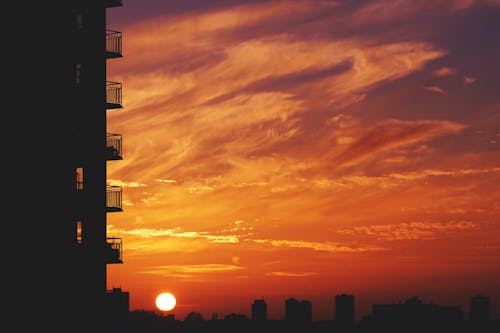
top-left (106, 0), bottom-right (500, 321)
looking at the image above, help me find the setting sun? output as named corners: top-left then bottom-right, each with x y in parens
top-left (155, 292), bottom-right (176, 311)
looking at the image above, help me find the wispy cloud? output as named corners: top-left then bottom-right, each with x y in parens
top-left (423, 85), bottom-right (446, 94)
top-left (337, 221), bottom-right (479, 241)
top-left (266, 271), bottom-right (319, 277)
top-left (433, 66), bottom-right (457, 77)
top-left (327, 119), bottom-right (465, 168)
top-left (155, 179), bottom-right (178, 184)
top-left (463, 75), bottom-right (477, 85)
top-left (143, 264), bottom-right (245, 277)
top-left (123, 227), bottom-right (241, 244)
top-left (253, 239), bottom-right (387, 252)
top-left (107, 179), bottom-right (147, 187)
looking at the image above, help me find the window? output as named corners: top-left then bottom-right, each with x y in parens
top-left (76, 167), bottom-right (84, 190)
top-left (76, 220), bottom-right (83, 244)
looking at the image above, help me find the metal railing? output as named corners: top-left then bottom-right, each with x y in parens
top-left (106, 237), bottom-right (123, 263)
top-left (106, 185), bottom-right (122, 212)
top-left (106, 133), bottom-right (122, 160)
top-left (106, 81), bottom-right (122, 108)
top-left (106, 30), bottom-right (122, 58)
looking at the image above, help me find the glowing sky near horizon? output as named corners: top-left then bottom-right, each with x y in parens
top-left (105, 0), bottom-right (500, 321)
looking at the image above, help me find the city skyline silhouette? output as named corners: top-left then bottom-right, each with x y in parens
top-left (111, 293), bottom-right (499, 332)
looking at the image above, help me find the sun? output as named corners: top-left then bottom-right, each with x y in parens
top-left (155, 292), bottom-right (176, 311)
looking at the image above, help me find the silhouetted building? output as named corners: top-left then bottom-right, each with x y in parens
top-left (105, 287), bottom-right (130, 321)
top-left (6, 2), bottom-right (127, 331)
top-left (184, 312), bottom-right (204, 323)
top-left (252, 299), bottom-right (268, 321)
top-left (71, 0), bottom-right (127, 329)
top-left (335, 294), bottom-right (355, 324)
top-left (224, 313), bottom-right (249, 321)
top-left (372, 296), bottom-right (463, 329)
top-left (285, 298), bottom-right (313, 324)
top-left (470, 295), bottom-right (490, 323)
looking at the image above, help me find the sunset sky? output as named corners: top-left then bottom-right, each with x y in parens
top-left (105, 0), bottom-right (500, 321)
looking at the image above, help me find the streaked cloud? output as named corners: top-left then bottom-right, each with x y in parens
top-left (253, 239), bottom-right (387, 252)
top-left (433, 66), bottom-right (458, 77)
top-left (423, 85), bottom-right (446, 94)
top-left (337, 221), bottom-right (479, 241)
top-left (155, 178), bottom-right (178, 184)
top-left (266, 271), bottom-right (319, 277)
top-left (107, 179), bottom-right (147, 187)
top-left (144, 264), bottom-right (245, 277)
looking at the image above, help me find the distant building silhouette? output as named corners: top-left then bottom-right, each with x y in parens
top-left (470, 295), bottom-right (490, 323)
top-left (105, 287), bottom-right (130, 321)
top-left (335, 294), bottom-right (355, 324)
top-left (252, 299), bottom-right (268, 321)
top-left (184, 312), bottom-right (204, 323)
top-left (372, 296), bottom-right (463, 329)
top-left (285, 298), bottom-right (312, 324)
top-left (224, 313), bottom-right (249, 321)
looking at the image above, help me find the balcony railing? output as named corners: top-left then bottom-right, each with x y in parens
top-left (106, 30), bottom-right (122, 58)
top-left (106, 237), bottom-right (123, 264)
top-left (106, 81), bottom-right (122, 109)
top-left (106, 0), bottom-right (123, 8)
top-left (106, 133), bottom-right (123, 160)
top-left (106, 185), bottom-right (122, 212)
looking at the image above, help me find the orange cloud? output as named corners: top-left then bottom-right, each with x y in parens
top-left (326, 119), bottom-right (465, 169)
top-left (337, 221), bottom-right (479, 241)
top-left (253, 239), bottom-right (387, 252)
top-left (266, 271), bottom-right (319, 277)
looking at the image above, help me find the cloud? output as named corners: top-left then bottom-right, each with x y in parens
top-left (328, 119), bottom-right (465, 168)
top-left (463, 75), bottom-right (477, 85)
top-left (107, 179), bottom-right (147, 187)
top-left (351, 0), bottom-right (484, 25)
top-left (433, 66), bottom-right (458, 77)
top-left (337, 221), bottom-right (479, 241)
top-left (423, 85), bottom-right (446, 94)
top-left (155, 179), bottom-right (178, 184)
top-left (388, 167), bottom-right (500, 180)
top-left (253, 239), bottom-right (387, 252)
top-left (144, 264), bottom-right (245, 277)
top-left (266, 271), bottom-right (319, 277)
top-left (122, 227), bottom-right (240, 243)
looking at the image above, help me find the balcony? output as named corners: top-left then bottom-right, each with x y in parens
top-left (106, 237), bottom-right (123, 264)
top-left (106, 133), bottom-right (123, 160)
top-left (106, 30), bottom-right (122, 59)
top-left (106, 81), bottom-right (122, 109)
top-left (106, 0), bottom-right (123, 8)
top-left (106, 185), bottom-right (123, 212)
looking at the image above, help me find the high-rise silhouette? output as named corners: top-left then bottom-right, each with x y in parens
top-left (285, 298), bottom-right (312, 324)
top-left (71, 1), bottom-right (127, 328)
top-left (6, 1), bottom-right (126, 331)
top-left (252, 299), bottom-right (268, 321)
top-left (470, 295), bottom-right (490, 323)
top-left (335, 294), bottom-right (355, 324)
